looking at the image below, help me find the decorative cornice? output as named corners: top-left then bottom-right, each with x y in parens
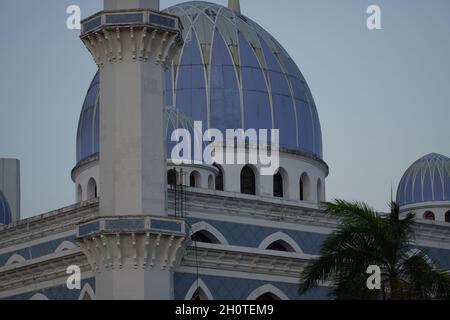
top-left (181, 244), bottom-right (314, 279)
top-left (413, 222), bottom-right (450, 246)
top-left (71, 153), bottom-right (99, 182)
top-left (170, 189), bottom-right (339, 230)
top-left (0, 200), bottom-right (99, 248)
top-left (80, 9), bottom-right (183, 68)
top-left (400, 201), bottom-right (450, 212)
top-left (76, 216), bottom-right (188, 272)
top-left (0, 250), bottom-right (89, 294)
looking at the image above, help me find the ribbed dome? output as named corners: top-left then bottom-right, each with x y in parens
top-left (0, 191), bottom-right (12, 225)
top-left (76, 1), bottom-right (323, 164)
top-left (397, 153), bottom-right (450, 207)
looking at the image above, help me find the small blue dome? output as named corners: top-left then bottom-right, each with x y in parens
top-left (397, 153), bottom-right (450, 207)
top-left (0, 191), bottom-right (12, 225)
top-left (76, 1), bottom-right (323, 164)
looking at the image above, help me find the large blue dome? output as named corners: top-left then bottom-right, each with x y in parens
top-left (397, 153), bottom-right (450, 207)
top-left (76, 1), bottom-right (323, 164)
top-left (0, 191), bottom-right (12, 225)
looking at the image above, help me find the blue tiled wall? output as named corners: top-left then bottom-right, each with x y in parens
top-left (186, 218), bottom-right (450, 270)
top-left (187, 218), bottom-right (327, 255)
top-left (419, 246), bottom-right (450, 269)
top-left (174, 272), bottom-right (330, 300)
top-left (0, 235), bottom-right (76, 266)
top-left (4, 278), bottom-right (95, 300)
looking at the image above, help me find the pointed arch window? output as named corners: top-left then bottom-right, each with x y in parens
top-left (241, 166), bottom-right (256, 195)
top-left (191, 230), bottom-right (220, 244)
top-left (87, 178), bottom-right (98, 199)
top-left (300, 173), bottom-right (310, 201)
top-left (168, 169), bottom-right (177, 186)
top-left (256, 293), bottom-right (281, 301)
top-left (266, 240), bottom-right (295, 253)
top-left (273, 172), bottom-right (283, 198)
top-left (214, 164), bottom-right (224, 191)
top-left (190, 171), bottom-right (200, 188)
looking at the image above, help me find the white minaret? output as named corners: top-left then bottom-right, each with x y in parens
top-left (78, 0), bottom-right (187, 300)
top-left (228, 0), bottom-right (241, 13)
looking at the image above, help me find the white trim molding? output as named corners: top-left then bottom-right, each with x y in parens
top-left (258, 232), bottom-right (304, 254)
top-left (78, 283), bottom-right (95, 300)
top-left (190, 221), bottom-right (229, 245)
top-left (30, 293), bottom-right (49, 301)
top-left (247, 284), bottom-right (289, 301)
top-left (55, 241), bottom-right (77, 254)
top-left (184, 278), bottom-right (214, 300)
top-left (5, 254), bottom-right (26, 266)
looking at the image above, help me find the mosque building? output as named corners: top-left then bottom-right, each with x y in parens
top-left (0, 0), bottom-right (449, 300)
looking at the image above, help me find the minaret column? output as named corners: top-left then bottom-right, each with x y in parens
top-left (81, 0), bottom-right (182, 217)
top-left (77, 0), bottom-right (187, 300)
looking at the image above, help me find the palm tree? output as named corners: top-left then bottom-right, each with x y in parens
top-left (299, 200), bottom-right (450, 300)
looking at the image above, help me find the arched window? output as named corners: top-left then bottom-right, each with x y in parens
top-left (190, 171), bottom-right (200, 188)
top-left (317, 179), bottom-right (324, 202)
top-left (241, 166), bottom-right (256, 195)
top-left (273, 172), bottom-right (283, 198)
top-left (167, 169), bottom-right (177, 186)
top-left (446, 211), bottom-right (450, 223)
top-left (208, 175), bottom-right (214, 190)
top-left (185, 279), bottom-right (214, 300)
top-left (81, 292), bottom-right (92, 300)
top-left (191, 230), bottom-right (221, 244)
top-left (5, 254), bottom-right (26, 266)
top-left (424, 211), bottom-right (435, 221)
top-left (79, 283), bottom-right (95, 300)
top-left (247, 284), bottom-right (289, 301)
top-left (55, 241), bottom-right (77, 253)
top-left (300, 173), bottom-right (310, 201)
top-left (30, 293), bottom-right (49, 300)
top-left (191, 288), bottom-right (209, 301)
top-left (266, 240), bottom-right (295, 252)
top-left (256, 293), bottom-right (281, 301)
top-left (87, 178), bottom-right (98, 199)
top-left (214, 164), bottom-right (224, 191)
top-left (77, 185), bottom-right (83, 203)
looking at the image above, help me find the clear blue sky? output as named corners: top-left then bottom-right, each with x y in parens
top-left (1, 0), bottom-right (450, 218)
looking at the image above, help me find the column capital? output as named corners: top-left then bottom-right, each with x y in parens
top-left (77, 216), bottom-right (189, 272)
top-left (80, 9), bottom-right (183, 68)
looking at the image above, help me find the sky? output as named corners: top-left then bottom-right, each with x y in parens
top-left (0, 0), bottom-right (449, 218)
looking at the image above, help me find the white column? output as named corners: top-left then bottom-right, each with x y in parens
top-left (99, 52), bottom-right (167, 217)
top-left (79, 3), bottom-right (185, 300)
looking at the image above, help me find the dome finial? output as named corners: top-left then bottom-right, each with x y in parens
top-left (228, 0), bottom-right (241, 13)
top-left (104, 0), bottom-right (159, 10)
